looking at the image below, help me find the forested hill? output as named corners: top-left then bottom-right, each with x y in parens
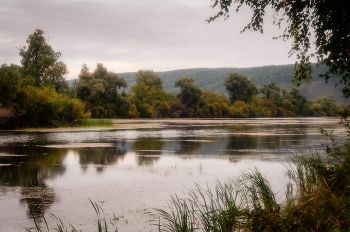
top-left (118, 64), bottom-right (348, 104)
top-left (70, 64), bottom-right (349, 104)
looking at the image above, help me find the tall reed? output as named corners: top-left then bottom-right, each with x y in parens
top-left (150, 148), bottom-right (350, 231)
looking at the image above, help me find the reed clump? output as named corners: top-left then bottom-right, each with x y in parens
top-left (151, 116), bottom-right (350, 231)
top-left (76, 118), bottom-right (113, 127)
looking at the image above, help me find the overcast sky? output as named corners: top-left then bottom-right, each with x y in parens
top-left (0, 0), bottom-right (296, 79)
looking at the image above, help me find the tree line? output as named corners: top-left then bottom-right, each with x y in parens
top-left (0, 29), bottom-right (341, 128)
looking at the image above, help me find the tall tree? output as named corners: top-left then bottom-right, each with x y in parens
top-left (224, 73), bottom-right (258, 103)
top-left (76, 63), bottom-right (127, 118)
top-left (208, 0), bottom-right (350, 98)
top-left (19, 29), bottom-right (68, 87)
top-left (135, 70), bottom-right (163, 89)
top-left (175, 77), bottom-right (202, 108)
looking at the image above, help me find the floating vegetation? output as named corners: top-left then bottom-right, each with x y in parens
top-left (76, 119), bottom-right (113, 127)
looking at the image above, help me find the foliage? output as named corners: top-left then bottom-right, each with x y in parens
top-left (175, 77), bottom-right (203, 116)
top-left (0, 64), bottom-right (21, 107)
top-left (207, 0), bottom-right (350, 98)
top-left (135, 69), bottom-right (163, 89)
top-left (76, 63), bottom-right (127, 118)
top-left (76, 119), bottom-right (112, 127)
top-left (224, 72), bottom-right (258, 103)
top-left (9, 86), bottom-right (89, 128)
top-left (130, 82), bottom-right (175, 118)
top-left (19, 29), bottom-right (69, 90)
top-left (120, 65), bottom-right (347, 104)
top-left (258, 82), bottom-right (336, 117)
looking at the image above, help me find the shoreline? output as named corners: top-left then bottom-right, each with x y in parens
top-left (0, 117), bottom-right (340, 133)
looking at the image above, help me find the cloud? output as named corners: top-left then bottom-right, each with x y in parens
top-left (0, 0), bottom-right (295, 78)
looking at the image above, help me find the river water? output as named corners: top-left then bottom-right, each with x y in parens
top-left (0, 118), bottom-right (344, 231)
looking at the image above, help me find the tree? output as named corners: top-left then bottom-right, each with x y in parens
top-left (19, 29), bottom-right (68, 88)
top-left (224, 72), bottom-right (258, 103)
top-left (260, 82), bottom-right (281, 100)
top-left (76, 63), bottom-right (127, 118)
top-left (208, 0), bottom-right (350, 97)
top-left (130, 82), bottom-right (173, 118)
top-left (135, 70), bottom-right (163, 89)
top-left (0, 64), bottom-right (21, 107)
top-left (175, 77), bottom-right (202, 109)
top-left (287, 87), bottom-right (308, 115)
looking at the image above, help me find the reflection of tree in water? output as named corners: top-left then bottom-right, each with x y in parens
top-left (131, 137), bottom-right (164, 166)
top-left (225, 133), bottom-right (307, 161)
top-left (257, 134), bottom-right (306, 149)
top-left (0, 146), bottom-right (66, 187)
top-left (77, 146), bottom-right (127, 171)
top-left (175, 138), bottom-right (203, 156)
top-left (20, 187), bottom-right (56, 219)
top-left (0, 146), bottom-right (67, 218)
top-left (225, 135), bottom-right (259, 154)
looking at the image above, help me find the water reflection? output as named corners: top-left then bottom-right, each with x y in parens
top-left (0, 146), bottom-right (66, 218)
top-left (77, 146), bottom-right (127, 172)
top-left (131, 137), bottom-right (163, 165)
top-left (0, 146), bottom-right (66, 187)
top-left (20, 187), bottom-right (56, 218)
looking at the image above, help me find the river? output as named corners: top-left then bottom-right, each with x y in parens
top-left (0, 118), bottom-right (344, 231)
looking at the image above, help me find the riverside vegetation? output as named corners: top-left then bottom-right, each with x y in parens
top-left (0, 29), bottom-right (344, 129)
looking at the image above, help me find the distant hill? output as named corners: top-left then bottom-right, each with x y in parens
top-left (67, 64), bottom-right (350, 105)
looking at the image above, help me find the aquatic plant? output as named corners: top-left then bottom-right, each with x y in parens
top-left (150, 114), bottom-right (350, 231)
top-left (76, 118), bottom-right (113, 127)
top-left (25, 199), bottom-right (118, 232)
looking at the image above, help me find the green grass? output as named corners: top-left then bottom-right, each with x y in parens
top-left (75, 118), bottom-right (113, 127)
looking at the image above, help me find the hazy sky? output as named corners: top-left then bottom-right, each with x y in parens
top-left (0, 0), bottom-right (296, 78)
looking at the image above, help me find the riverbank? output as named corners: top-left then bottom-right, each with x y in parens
top-left (1, 117), bottom-right (341, 132)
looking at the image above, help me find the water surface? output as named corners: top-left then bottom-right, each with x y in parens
top-left (0, 118), bottom-right (343, 231)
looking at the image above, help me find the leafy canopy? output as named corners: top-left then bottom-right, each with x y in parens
top-left (19, 29), bottom-right (68, 87)
top-left (135, 69), bottom-right (163, 89)
top-left (175, 77), bottom-right (203, 108)
top-left (208, 0), bottom-right (350, 98)
top-left (224, 72), bottom-right (258, 103)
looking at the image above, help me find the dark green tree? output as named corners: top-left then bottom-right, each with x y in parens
top-left (175, 77), bottom-right (203, 110)
top-left (0, 64), bottom-right (21, 107)
top-left (208, 0), bottom-right (350, 98)
top-left (135, 70), bottom-right (163, 89)
top-left (130, 82), bottom-right (173, 118)
top-left (287, 87), bottom-right (308, 115)
top-left (260, 83), bottom-right (282, 100)
top-left (19, 29), bottom-right (68, 89)
top-left (76, 63), bottom-right (127, 118)
top-left (224, 72), bottom-right (258, 103)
